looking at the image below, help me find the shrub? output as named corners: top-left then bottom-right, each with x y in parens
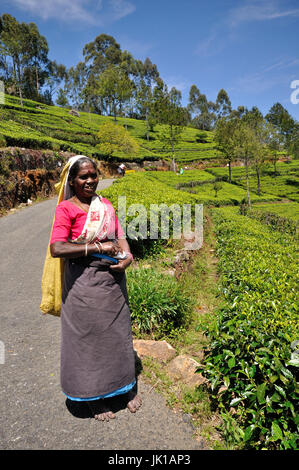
top-left (247, 208), bottom-right (298, 238)
top-left (0, 134), bottom-right (6, 147)
top-left (199, 207), bottom-right (298, 449)
top-left (100, 172), bottom-right (200, 257)
top-left (127, 267), bottom-right (194, 338)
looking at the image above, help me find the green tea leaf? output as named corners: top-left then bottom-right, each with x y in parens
top-left (244, 425), bottom-right (255, 442)
top-left (257, 383), bottom-right (267, 404)
top-left (271, 422), bottom-right (283, 441)
top-left (274, 384), bottom-right (286, 398)
top-left (287, 358), bottom-right (299, 367)
top-left (230, 397), bottom-right (243, 407)
top-left (228, 357), bottom-right (236, 368)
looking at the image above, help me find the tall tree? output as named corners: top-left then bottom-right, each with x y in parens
top-left (242, 107), bottom-right (268, 194)
top-left (252, 119), bottom-right (272, 194)
top-left (214, 116), bottom-right (239, 183)
top-left (230, 105), bottom-right (247, 119)
top-left (64, 62), bottom-right (86, 109)
top-left (0, 14), bottom-right (30, 106)
top-left (25, 22), bottom-right (49, 97)
top-left (267, 122), bottom-right (285, 176)
top-left (0, 14), bottom-right (52, 104)
top-left (233, 120), bottom-right (259, 208)
top-left (152, 81), bottom-right (188, 171)
top-left (215, 88), bottom-right (232, 121)
top-left (265, 102), bottom-right (297, 147)
top-left (288, 123), bottom-right (299, 159)
top-left (56, 87), bottom-right (69, 108)
top-left (83, 34), bottom-right (122, 75)
top-left (96, 65), bottom-right (133, 121)
top-left (188, 84), bottom-right (216, 130)
top-left (134, 57), bottom-right (159, 138)
top-left (136, 78), bottom-right (154, 139)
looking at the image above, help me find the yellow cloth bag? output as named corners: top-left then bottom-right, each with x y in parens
top-left (40, 161), bottom-right (72, 316)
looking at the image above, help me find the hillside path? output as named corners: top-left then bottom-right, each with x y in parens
top-left (0, 179), bottom-right (205, 451)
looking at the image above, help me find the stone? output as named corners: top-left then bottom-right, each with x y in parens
top-left (133, 339), bottom-right (176, 362)
top-left (173, 250), bottom-right (190, 264)
top-left (166, 354), bottom-right (208, 387)
top-left (69, 109), bottom-right (80, 117)
top-left (161, 268), bottom-right (176, 276)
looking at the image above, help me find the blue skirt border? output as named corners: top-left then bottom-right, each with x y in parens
top-left (63, 379), bottom-right (136, 402)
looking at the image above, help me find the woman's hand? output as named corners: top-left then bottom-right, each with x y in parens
top-left (109, 256), bottom-right (132, 273)
top-left (100, 241), bottom-right (120, 256)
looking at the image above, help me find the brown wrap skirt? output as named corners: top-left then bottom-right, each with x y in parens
top-left (60, 257), bottom-right (136, 399)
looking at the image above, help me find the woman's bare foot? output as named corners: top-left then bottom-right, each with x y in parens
top-left (87, 399), bottom-right (116, 421)
top-left (94, 410), bottom-right (116, 422)
top-left (126, 391), bottom-right (142, 413)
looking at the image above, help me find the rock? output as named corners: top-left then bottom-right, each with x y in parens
top-left (166, 354), bottom-right (208, 387)
top-left (161, 268), bottom-right (176, 276)
top-left (133, 339), bottom-right (176, 362)
top-left (173, 250), bottom-right (190, 264)
top-left (69, 109), bottom-right (80, 117)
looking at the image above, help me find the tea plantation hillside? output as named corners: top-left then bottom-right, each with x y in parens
top-left (0, 94), bottom-right (221, 163)
top-left (205, 162), bottom-right (299, 203)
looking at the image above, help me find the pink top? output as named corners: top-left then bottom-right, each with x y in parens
top-left (50, 198), bottom-right (124, 244)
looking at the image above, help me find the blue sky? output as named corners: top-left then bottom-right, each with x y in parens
top-left (2, 0), bottom-right (299, 120)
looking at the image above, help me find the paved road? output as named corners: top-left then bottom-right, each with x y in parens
top-left (0, 179), bottom-right (205, 451)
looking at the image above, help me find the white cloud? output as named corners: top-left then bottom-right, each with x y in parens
top-left (195, 1), bottom-right (299, 57)
top-left (109, 0), bottom-right (136, 21)
top-left (230, 57), bottom-right (299, 95)
top-left (164, 76), bottom-right (190, 94)
top-left (195, 31), bottom-right (218, 56)
top-left (7, 0), bottom-right (135, 24)
top-left (194, 0), bottom-right (299, 57)
top-left (195, 27), bottom-right (231, 57)
top-left (228, 0), bottom-right (299, 28)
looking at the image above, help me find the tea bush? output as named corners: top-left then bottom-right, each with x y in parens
top-left (181, 181), bottom-right (279, 206)
top-left (100, 173), bottom-right (201, 256)
top-left (247, 205), bottom-right (298, 238)
top-left (205, 162), bottom-right (299, 203)
top-left (127, 267), bottom-right (194, 338)
top-left (199, 207), bottom-right (298, 449)
top-left (0, 93), bottom-right (221, 163)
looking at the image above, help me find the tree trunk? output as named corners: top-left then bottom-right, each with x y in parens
top-left (146, 110), bottom-right (149, 141)
top-left (35, 63), bottom-right (39, 94)
top-left (245, 153), bottom-right (251, 208)
top-left (228, 159), bottom-right (232, 183)
top-left (172, 139), bottom-right (176, 172)
top-left (113, 99), bottom-right (117, 123)
top-left (274, 155), bottom-right (277, 177)
top-left (16, 59), bottom-right (23, 107)
top-left (256, 166), bottom-right (261, 195)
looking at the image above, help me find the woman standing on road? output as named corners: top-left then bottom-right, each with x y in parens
top-left (47, 155), bottom-right (141, 421)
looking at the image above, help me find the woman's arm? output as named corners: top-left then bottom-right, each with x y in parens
top-left (50, 240), bottom-right (120, 259)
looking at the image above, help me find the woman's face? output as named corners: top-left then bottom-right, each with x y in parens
top-left (70, 161), bottom-right (99, 200)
